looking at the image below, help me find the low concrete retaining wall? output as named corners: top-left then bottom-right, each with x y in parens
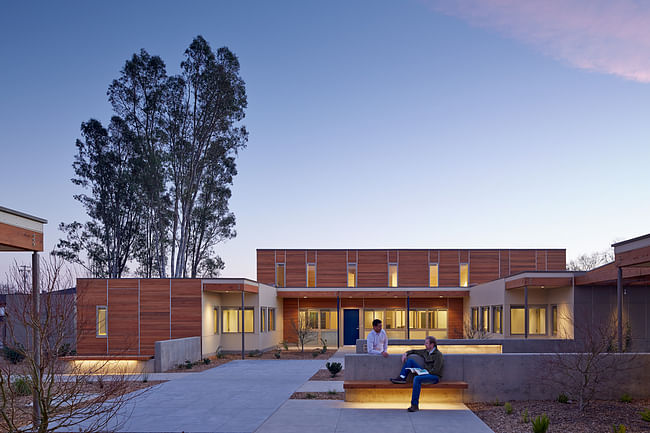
top-left (155, 336), bottom-right (201, 372)
top-left (346, 353), bottom-right (650, 402)
top-left (356, 338), bottom-right (588, 353)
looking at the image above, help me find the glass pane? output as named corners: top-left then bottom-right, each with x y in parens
top-left (482, 308), bottom-right (489, 331)
top-left (429, 264), bottom-right (439, 287)
top-left (276, 264), bottom-right (285, 287)
top-left (320, 311), bottom-right (337, 330)
top-left (389, 264), bottom-right (398, 287)
top-left (223, 309), bottom-right (238, 333)
top-left (364, 311), bottom-right (374, 329)
top-left (214, 308), bottom-right (219, 334)
top-left (261, 308), bottom-right (266, 332)
top-left (269, 308), bottom-right (275, 330)
top-left (307, 264), bottom-right (316, 287)
top-left (552, 306), bottom-right (558, 335)
top-left (308, 311), bottom-right (319, 329)
top-left (347, 264), bottom-right (356, 287)
top-left (244, 309), bottom-right (254, 333)
top-left (436, 310), bottom-right (447, 329)
top-left (493, 307), bottom-right (502, 334)
top-left (529, 307), bottom-right (546, 335)
top-left (460, 264), bottom-right (469, 287)
top-left (511, 307), bottom-right (525, 334)
top-left (97, 307), bottom-right (107, 336)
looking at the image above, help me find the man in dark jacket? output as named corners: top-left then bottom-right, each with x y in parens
top-left (390, 336), bottom-right (443, 412)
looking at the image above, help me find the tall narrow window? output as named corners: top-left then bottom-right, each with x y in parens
top-left (471, 307), bottom-right (479, 330)
top-left (268, 308), bottom-right (276, 331)
top-left (276, 263), bottom-right (285, 287)
top-left (214, 307), bottom-right (219, 334)
top-left (529, 306), bottom-right (546, 335)
top-left (429, 263), bottom-right (439, 287)
top-left (347, 263), bottom-right (357, 287)
top-left (307, 263), bottom-right (316, 287)
top-left (510, 306), bottom-right (525, 335)
top-left (261, 307), bottom-right (267, 332)
top-left (552, 305), bottom-right (558, 336)
top-left (96, 306), bottom-right (107, 337)
top-left (388, 263), bottom-right (398, 287)
top-left (492, 305), bottom-right (502, 334)
top-left (460, 263), bottom-right (469, 287)
top-left (480, 306), bottom-right (489, 332)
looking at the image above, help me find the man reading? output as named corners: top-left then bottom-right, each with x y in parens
top-left (390, 336), bottom-right (443, 412)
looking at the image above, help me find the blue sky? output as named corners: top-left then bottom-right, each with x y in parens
top-left (1, 0), bottom-right (649, 279)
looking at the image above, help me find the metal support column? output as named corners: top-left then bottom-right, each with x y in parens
top-left (524, 286), bottom-right (528, 339)
top-left (617, 266), bottom-right (623, 352)
top-left (406, 295), bottom-right (410, 340)
top-left (241, 290), bottom-right (245, 360)
top-left (32, 252), bottom-right (41, 429)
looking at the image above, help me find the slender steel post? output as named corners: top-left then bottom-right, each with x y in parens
top-left (32, 252), bottom-right (41, 429)
top-left (336, 294), bottom-right (340, 348)
top-left (406, 295), bottom-right (410, 340)
top-left (524, 286), bottom-right (528, 339)
top-left (617, 266), bottom-right (623, 352)
top-left (241, 290), bottom-right (245, 360)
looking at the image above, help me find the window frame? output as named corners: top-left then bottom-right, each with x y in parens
top-left (471, 307), bottom-right (479, 330)
top-left (388, 263), bottom-right (398, 287)
top-left (213, 307), bottom-right (219, 334)
top-left (276, 263), bottom-right (285, 287)
top-left (268, 307), bottom-right (276, 331)
top-left (480, 306), bottom-right (489, 332)
top-left (261, 307), bottom-right (267, 333)
top-left (551, 305), bottom-right (558, 336)
top-left (459, 263), bottom-right (469, 287)
top-left (347, 263), bottom-right (357, 288)
top-left (429, 263), bottom-right (439, 287)
top-left (96, 305), bottom-right (108, 337)
top-left (221, 307), bottom-right (255, 334)
top-left (491, 305), bottom-right (503, 334)
top-left (306, 263), bottom-right (316, 288)
top-left (510, 305), bottom-right (547, 335)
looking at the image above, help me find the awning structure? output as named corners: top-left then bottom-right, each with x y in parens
top-left (0, 206), bottom-right (47, 252)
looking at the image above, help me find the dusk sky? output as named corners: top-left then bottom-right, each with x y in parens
top-left (1, 0), bottom-right (649, 280)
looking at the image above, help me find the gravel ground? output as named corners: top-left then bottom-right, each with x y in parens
top-left (467, 399), bottom-right (650, 433)
top-left (291, 391), bottom-right (345, 400)
top-left (309, 368), bottom-right (344, 381)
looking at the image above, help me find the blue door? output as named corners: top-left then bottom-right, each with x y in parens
top-left (343, 309), bottom-right (359, 345)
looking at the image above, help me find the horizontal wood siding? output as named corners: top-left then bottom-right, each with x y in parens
top-left (341, 298), bottom-right (364, 308)
top-left (297, 298), bottom-right (337, 309)
top-left (439, 250), bottom-right (460, 286)
top-left (317, 250), bottom-right (347, 287)
top-left (510, 250), bottom-right (536, 275)
top-left (398, 250), bottom-right (428, 287)
top-left (470, 250), bottom-right (500, 284)
top-left (275, 250), bottom-right (286, 263)
top-left (536, 250), bottom-right (547, 271)
top-left (140, 279), bottom-right (171, 355)
top-left (388, 250), bottom-right (398, 263)
top-left (358, 250), bottom-right (388, 287)
top-left (170, 280), bottom-right (202, 340)
top-left (347, 250), bottom-right (357, 263)
top-left (459, 250), bottom-right (469, 263)
top-left (447, 298), bottom-right (464, 339)
top-left (76, 279), bottom-right (107, 355)
top-left (307, 250), bottom-right (316, 263)
top-left (256, 250), bottom-right (275, 285)
top-left (547, 250), bottom-right (567, 270)
top-left (0, 221), bottom-right (44, 251)
top-left (107, 287), bottom-right (139, 354)
top-left (283, 298), bottom-right (299, 343)
top-left (286, 250), bottom-right (306, 287)
top-left (364, 298), bottom-right (408, 309)
top-left (500, 250), bottom-right (509, 278)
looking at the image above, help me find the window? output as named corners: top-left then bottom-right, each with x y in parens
top-left (364, 310), bottom-right (385, 330)
top-left (492, 305), bottom-right (503, 334)
top-left (385, 309), bottom-right (406, 330)
top-left (276, 263), bottom-right (285, 287)
top-left (222, 307), bottom-right (254, 333)
top-left (480, 306), bottom-right (489, 332)
top-left (214, 307), bottom-right (219, 334)
top-left (409, 309), bottom-right (448, 339)
top-left (268, 308), bottom-right (276, 331)
top-left (261, 307), bottom-right (267, 332)
top-left (96, 306), bottom-right (107, 337)
top-left (347, 263), bottom-right (357, 288)
top-left (510, 306), bottom-right (525, 335)
top-left (299, 309), bottom-right (337, 343)
top-left (388, 263), bottom-right (398, 287)
top-left (307, 263), bottom-right (316, 287)
top-left (552, 305), bottom-right (558, 336)
top-left (471, 307), bottom-right (479, 330)
top-left (510, 306), bottom-right (546, 335)
top-left (460, 263), bottom-right (469, 287)
top-left (429, 263), bottom-right (439, 287)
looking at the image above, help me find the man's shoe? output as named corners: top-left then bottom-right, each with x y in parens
top-left (390, 377), bottom-right (406, 384)
top-left (407, 404), bottom-right (419, 412)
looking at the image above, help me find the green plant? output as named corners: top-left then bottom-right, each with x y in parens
top-left (282, 340), bottom-right (289, 351)
top-left (557, 393), bottom-right (569, 404)
top-left (311, 350), bottom-right (320, 358)
top-left (612, 424), bottom-right (627, 433)
top-left (620, 393), bottom-right (632, 403)
top-left (521, 408), bottom-right (530, 423)
top-left (202, 358), bottom-right (211, 365)
top-left (274, 351), bottom-right (281, 359)
top-left (216, 345), bottom-right (225, 359)
top-left (3, 345), bottom-right (25, 364)
top-left (493, 397), bottom-right (503, 406)
top-left (184, 360), bottom-right (193, 369)
top-left (531, 414), bottom-right (549, 433)
top-left (326, 362), bottom-right (342, 378)
top-left (640, 409), bottom-right (650, 422)
top-left (320, 338), bottom-right (328, 354)
top-left (12, 378), bottom-right (32, 396)
top-left (504, 402), bottom-right (513, 414)
top-left (327, 389), bottom-right (337, 395)
top-left (306, 392), bottom-right (316, 399)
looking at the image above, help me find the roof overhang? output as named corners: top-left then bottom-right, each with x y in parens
top-left (0, 206), bottom-right (47, 252)
top-left (202, 279), bottom-right (260, 294)
top-left (504, 272), bottom-right (574, 290)
top-left (276, 287), bottom-right (469, 298)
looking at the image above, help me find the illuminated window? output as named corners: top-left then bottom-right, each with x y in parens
top-left (268, 308), bottom-right (276, 331)
top-left (222, 307), bottom-right (254, 333)
top-left (261, 307), bottom-right (267, 332)
top-left (510, 306), bottom-right (525, 335)
top-left (492, 305), bottom-right (502, 334)
top-left (460, 263), bottom-right (469, 287)
top-left (214, 307), bottom-right (219, 334)
top-left (276, 263), bottom-right (285, 287)
top-left (385, 310), bottom-right (406, 329)
top-left (529, 306), bottom-right (546, 335)
top-left (471, 307), bottom-right (479, 330)
top-left (307, 263), bottom-right (316, 287)
top-left (429, 263), bottom-right (439, 287)
top-left (552, 305), bottom-right (558, 336)
top-left (347, 263), bottom-right (357, 287)
top-left (96, 306), bottom-right (107, 337)
top-left (299, 309), bottom-right (337, 343)
top-left (481, 306), bottom-right (489, 332)
top-left (408, 309), bottom-right (447, 329)
top-left (388, 263), bottom-right (398, 287)
top-left (364, 310), bottom-right (385, 329)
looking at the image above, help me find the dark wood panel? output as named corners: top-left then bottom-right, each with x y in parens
top-left (410, 298), bottom-right (447, 308)
top-left (283, 298), bottom-right (298, 343)
top-left (0, 221), bottom-right (43, 251)
top-left (275, 250), bottom-right (286, 263)
top-left (317, 250), bottom-right (347, 287)
top-left (536, 250), bottom-right (547, 271)
top-left (341, 298), bottom-right (364, 308)
top-left (447, 298), bottom-right (464, 339)
top-left (170, 280), bottom-right (201, 340)
top-left (297, 298), bottom-right (337, 309)
top-left (256, 250), bottom-right (275, 285)
top-left (76, 279), bottom-right (108, 355)
top-left (139, 279), bottom-right (170, 355)
top-left (286, 250), bottom-right (306, 287)
top-left (459, 250), bottom-right (469, 263)
top-left (510, 250), bottom-right (537, 274)
top-left (469, 250), bottom-right (499, 284)
top-left (388, 250), bottom-right (398, 263)
top-left (307, 250), bottom-right (316, 263)
top-left (499, 250), bottom-right (509, 278)
top-left (439, 250), bottom-right (459, 286)
top-left (358, 250), bottom-right (388, 287)
top-left (547, 250), bottom-right (567, 271)
top-left (398, 250), bottom-right (428, 287)
top-left (347, 250), bottom-right (357, 263)
top-left (108, 279), bottom-right (138, 289)
top-left (107, 288), bottom-right (139, 354)
top-left (363, 298), bottom-right (407, 309)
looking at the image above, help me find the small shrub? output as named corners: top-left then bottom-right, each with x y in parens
top-left (640, 409), bottom-right (650, 422)
top-left (3, 346), bottom-right (25, 364)
top-left (521, 408), bottom-right (530, 423)
top-left (274, 350), bottom-right (281, 359)
top-left (306, 392), bottom-right (316, 399)
top-left (620, 393), bottom-right (632, 403)
top-left (328, 389), bottom-right (337, 395)
top-left (311, 350), bottom-right (320, 358)
top-left (557, 393), bottom-right (569, 404)
top-left (202, 358), bottom-right (211, 365)
top-left (12, 378), bottom-right (32, 396)
top-left (184, 360), bottom-right (193, 369)
top-left (531, 414), bottom-right (549, 433)
top-left (282, 340), bottom-right (289, 351)
top-left (505, 402), bottom-right (513, 414)
top-left (493, 398), bottom-right (503, 406)
top-left (612, 424), bottom-right (627, 433)
top-left (320, 338), bottom-right (328, 354)
top-left (326, 362), bottom-right (342, 378)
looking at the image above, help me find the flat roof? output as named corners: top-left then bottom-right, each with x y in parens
top-left (0, 206), bottom-right (47, 224)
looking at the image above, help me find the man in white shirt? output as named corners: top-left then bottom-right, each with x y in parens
top-left (367, 318), bottom-right (389, 357)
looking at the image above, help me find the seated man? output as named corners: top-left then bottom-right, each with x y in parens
top-left (366, 318), bottom-right (388, 357)
top-left (390, 336), bottom-right (443, 412)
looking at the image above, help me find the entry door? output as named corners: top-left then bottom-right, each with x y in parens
top-left (343, 309), bottom-right (359, 345)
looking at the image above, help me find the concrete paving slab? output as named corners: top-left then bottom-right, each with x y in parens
top-left (296, 380), bottom-right (344, 392)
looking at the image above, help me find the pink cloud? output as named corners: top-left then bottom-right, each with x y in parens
top-left (425, 0), bottom-right (650, 82)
